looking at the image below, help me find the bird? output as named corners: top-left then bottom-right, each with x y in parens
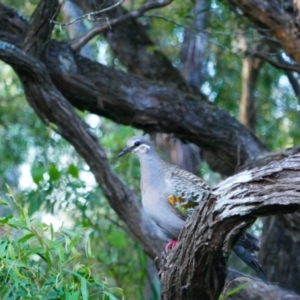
top-left (118, 136), bottom-right (269, 283)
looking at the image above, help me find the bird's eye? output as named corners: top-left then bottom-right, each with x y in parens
top-left (134, 141), bottom-right (141, 147)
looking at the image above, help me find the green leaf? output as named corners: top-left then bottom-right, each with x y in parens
top-left (223, 283), bottom-right (249, 298)
top-left (66, 291), bottom-right (80, 300)
top-left (31, 166), bottom-right (45, 184)
top-left (85, 236), bottom-right (92, 259)
top-left (18, 233), bottom-right (35, 244)
top-left (67, 164), bottom-right (79, 178)
top-left (80, 277), bottom-right (88, 300)
top-left (48, 163), bottom-right (60, 181)
top-left (67, 232), bottom-right (81, 252)
top-left (0, 241), bottom-right (8, 257)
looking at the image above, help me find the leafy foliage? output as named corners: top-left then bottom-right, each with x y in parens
top-left (0, 188), bottom-right (123, 300)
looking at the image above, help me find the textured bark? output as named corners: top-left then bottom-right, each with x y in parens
top-left (240, 145), bottom-right (300, 171)
top-left (160, 155), bottom-right (300, 300)
top-left (0, 3), bottom-right (268, 176)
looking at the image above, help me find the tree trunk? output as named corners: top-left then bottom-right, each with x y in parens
top-left (239, 33), bottom-right (263, 132)
top-left (259, 215), bottom-right (300, 294)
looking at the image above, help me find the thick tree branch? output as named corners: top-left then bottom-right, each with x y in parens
top-left (0, 2), bottom-right (269, 176)
top-left (160, 154), bottom-right (300, 300)
top-left (56, 52), bottom-right (267, 175)
top-left (22, 0), bottom-right (59, 55)
top-left (240, 145), bottom-right (300, 171)
top-left (72, 0), bottom-right (194, 93)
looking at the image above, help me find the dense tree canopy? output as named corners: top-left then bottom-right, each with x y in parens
top-left (1, 0), bottom-right (300, 299)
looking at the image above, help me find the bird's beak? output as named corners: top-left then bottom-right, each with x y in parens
top-left (118, 147), bottom-right (131, 158)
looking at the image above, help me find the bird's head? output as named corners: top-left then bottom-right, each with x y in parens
top-left (118, 136), bottom-right (154, 158)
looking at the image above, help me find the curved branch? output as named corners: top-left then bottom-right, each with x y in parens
top-left (160, 154), bottom-right (300, 300)
top-left (248, 51), bottom-right (300, 73)
top-left (0, 1), bottom-right (268, 176)
top-left (0, 41), bottom-right (165, 259)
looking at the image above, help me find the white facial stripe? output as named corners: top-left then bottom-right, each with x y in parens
top-left (132, 144), bottom-right (150, 154)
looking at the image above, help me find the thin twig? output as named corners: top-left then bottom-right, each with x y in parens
top-left (248, 51), bottom-right (300, 73)
top-left (50, 0), bottom-right (124, 27)
top-left (70, 0), bottom-right (173, 51)
top-left (277, 54), bottom-right (300, 100)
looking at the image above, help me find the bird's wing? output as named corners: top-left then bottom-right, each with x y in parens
top-left (164, 163), bottom-right (211, 219)
top-left (168, 164), bottom-right (211, 200)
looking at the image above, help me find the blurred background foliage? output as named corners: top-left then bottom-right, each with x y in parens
top-left (0, 0), bottom-right (299, 299)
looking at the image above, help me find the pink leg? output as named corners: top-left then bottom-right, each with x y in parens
top-left (165, 239), bottom-right (178, 252)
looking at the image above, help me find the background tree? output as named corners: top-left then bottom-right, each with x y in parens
top-left (0, 0), bottom-right (300, 299)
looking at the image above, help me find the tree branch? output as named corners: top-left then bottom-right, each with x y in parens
top-left (248, 51), bottom-right (300, 73)
top-left (240, 145), bottom-right (300, 171)
top-left (0, 2), bottom-right (269, 176)
top-left (160, 154), bottom-right (300, 300)
top-left (51, 0), bottom-right (124, 27)
top-left (0, 40), bottom-right (166, 259)
top-left (22, 0), bottom-right (59, 55)
top-left (69, 0), bottom-right (173, 51)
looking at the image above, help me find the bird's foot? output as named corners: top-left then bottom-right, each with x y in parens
top-left (165, 239), bottom-right (178, 252)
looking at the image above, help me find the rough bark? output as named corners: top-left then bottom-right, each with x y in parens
top-left (160, 155), bottom-right (300, 300)
top-left (226, 1), bottom-right (300, 290)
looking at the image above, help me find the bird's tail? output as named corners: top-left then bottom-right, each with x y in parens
top-left (233, 232), bottom-right (269, 283)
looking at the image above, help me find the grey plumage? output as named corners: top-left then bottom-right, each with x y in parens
top-left (119, 136), bottom-right (268, 283)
